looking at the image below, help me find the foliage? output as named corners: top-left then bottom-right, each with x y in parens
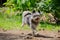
top-left (37, 0), bottom-right (52, 12)
top-left (3, 0), bottom-right (60, 18)
top-left (52, 0), bottom-right (60, 18)
top-left (37, 0), bottom-right (60, 18)
top-left (4, 0), bottom-right (39, 10)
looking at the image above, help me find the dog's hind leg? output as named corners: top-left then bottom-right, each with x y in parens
top-left (21, 17), bottom-right (26, 30)
top-left (21, 17), bottom-right (25, 27)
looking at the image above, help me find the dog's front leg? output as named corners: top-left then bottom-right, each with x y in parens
top-left (31, 24), bottom-right (39, 36)
top-left (30, 24), bottom-right (36, 36)
top-left (29, 20), bottom-right (34, 36)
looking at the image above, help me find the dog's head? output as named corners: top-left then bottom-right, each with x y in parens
top-left (31, 10), bottom-right (42, 22)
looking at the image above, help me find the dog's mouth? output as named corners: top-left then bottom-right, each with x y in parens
top-left (35, 18), bottom-right (40, 21)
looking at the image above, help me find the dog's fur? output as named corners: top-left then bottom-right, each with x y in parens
top-left (21, 10), bottom-right (41, 36)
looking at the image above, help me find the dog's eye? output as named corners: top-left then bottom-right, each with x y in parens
top-left (32, 10), bottom-right (36, 13)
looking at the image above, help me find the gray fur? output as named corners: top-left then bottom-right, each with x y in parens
top-left (21, 10), bottom-right (41, 36)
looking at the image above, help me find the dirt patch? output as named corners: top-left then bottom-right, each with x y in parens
top-left (0, 30), bottom-right (59, 40)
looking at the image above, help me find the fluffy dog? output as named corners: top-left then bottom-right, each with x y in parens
top-left (21, 10), bottom-right (41, 36)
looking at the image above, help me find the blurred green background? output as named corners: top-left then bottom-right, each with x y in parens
top-left (0, 0), bottom-right (60, 31)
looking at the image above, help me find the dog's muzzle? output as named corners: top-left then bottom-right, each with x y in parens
top-left (35, 17), bottom-right (40, 20)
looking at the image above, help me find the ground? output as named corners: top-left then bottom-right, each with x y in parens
top-left (0, 29), bottom-right (60, 40)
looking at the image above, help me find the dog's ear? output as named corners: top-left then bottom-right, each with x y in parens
top-left (38, 10), bottom-right (40, 13)
top-left (32, 10), bottom-right (36, 13)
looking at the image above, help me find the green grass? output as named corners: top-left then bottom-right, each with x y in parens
top-left (0, 13), bottom-right (60, 31)
top-left (0, 14), bottom-right (31, 30)
top-left (39, 22), bottom-right (60, 31)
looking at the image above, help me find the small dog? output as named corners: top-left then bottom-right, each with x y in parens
top-left (21, 10), bottom-right (42, 36)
